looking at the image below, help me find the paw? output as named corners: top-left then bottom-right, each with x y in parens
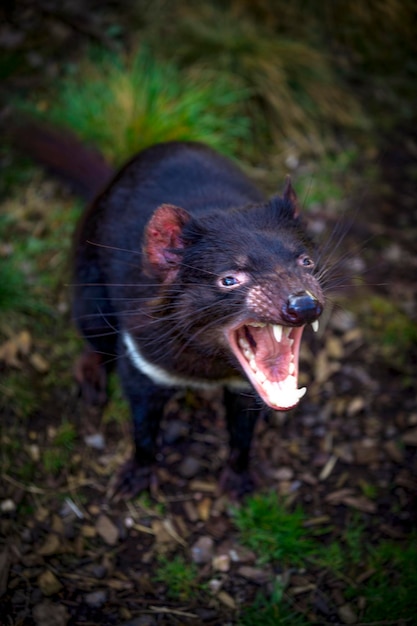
top-left (106, 457), bottom-right (158, 501)
top-left (218, 466), bottom-right (259, 500)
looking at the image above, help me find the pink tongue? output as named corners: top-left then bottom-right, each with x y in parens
top-left (247, 325), bottom-right (292, 382)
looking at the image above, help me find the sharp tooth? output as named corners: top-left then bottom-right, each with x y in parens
top-left (272, 324), bottom-right (283, 342)
top-left (283, 374), bottom-right (297, 388)
top-left (283, 327), bottom-right (291, 338)
top-left (255, 370), bottom-right (267, 384)
top-left (311, 320), bottom-right (319, 333)
top-left (297, 387), bottom-right (307, 399)
top-left (289, 362), bottom-right (295, 375)
top-left (249, 359), bottom-right (257, 373)
top-left (239, 337), bottom-right (250, 350)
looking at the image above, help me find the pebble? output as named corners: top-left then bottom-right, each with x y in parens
top-left (163, 419), bottom-right (189, 444)
top-left (84, 433), bottom-right (106, 450)
top-left (84, 589), bottom-right (108, 608)
top-left (337, 603), bottom-right (357, 624)
top-left (237, 566), bottom-right (271, 584)
top-left (96, 514), bottom-right (119, 546)
top-left (178, 456), bottom-right (202, 478)
top-left (212, 554), bottom-right (230, 572)
top-left (1, 499), bottom-right (16, 513)
top-left (191, 536), bottom-right (214, 564)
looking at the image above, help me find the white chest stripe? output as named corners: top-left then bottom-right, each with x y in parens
top-left (123, 331), bottom-right (250, 391)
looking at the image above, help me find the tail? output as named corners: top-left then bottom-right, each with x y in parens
top-left (4, 113), bottom-right (115, 201)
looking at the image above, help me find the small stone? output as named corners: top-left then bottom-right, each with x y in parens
top-left (178, 456), bottom-right (202, 478)
top-left (237, 566), bottom-right (271, 584)
top-left (91, 564), bottom-right (107, 579)
top-left (208, 578), bottom-right (223, 593)
top-left (27, 444), bottom-right (40, 462)
top-left (1, 499), bottom-right (16, 513)
top-left (197, 497), bottom-right (212, 521)
top-left (337, 603), bottom-right (357, 624)
top-left (353, 439), bottom-right (379, 464)
top-left (84, 433), bottom-right (106, 449)
top-left (212, 554), bottom-right (230, 572)
top-left (96, 514), bottom-right (119, 546)
top-left (163, 419), bottom-right (189, 444)
top-left (191, 536), bottom-right (214, 564)
top-left (272, 467), bottom-right (294, 481)
top-left (84, 589), bottom-right (108, 608)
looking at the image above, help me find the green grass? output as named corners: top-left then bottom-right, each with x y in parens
top-left (154, 554), bottom-right (199, 600)
top-left (233, 492), bottom-right (317, 566)
top-left (359, 295), bottom-right (417, 372)
top-left (238, 591), bottom-right (309, 626)
top-left (21, 47), bottom-right (253, 166)
top-left (347, 537), bottom-right (417, 622)
top-left (234, 495), bottom-right (416, 622)
top-left (139, 4), bottom-right (368, 156)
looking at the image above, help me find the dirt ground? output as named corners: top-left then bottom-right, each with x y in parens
top-left (1, 3), bottom-right (416, 625)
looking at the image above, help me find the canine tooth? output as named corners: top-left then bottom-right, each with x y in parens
top-left (311, 320), bottom-right (319, 333)
top-left (272, 324), bottom-right (283, 343)
top-left (283, 327), bottom-right (291, 338)
top-left (297, 387), bottom-right (307, 399)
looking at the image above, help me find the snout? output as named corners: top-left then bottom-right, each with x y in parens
top-left (282, 291), bottom-right (323, 325)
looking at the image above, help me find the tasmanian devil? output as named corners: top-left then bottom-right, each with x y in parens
top-left (8, 120), bottom-right (324, 497)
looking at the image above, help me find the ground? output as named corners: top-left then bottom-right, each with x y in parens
top-left (0, 3), bottom-right (416, 625)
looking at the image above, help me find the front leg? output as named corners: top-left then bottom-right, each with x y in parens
top-left (108, 351), bottom-right (173, 500)
top-left (220, 387), bottom-right (263, 498)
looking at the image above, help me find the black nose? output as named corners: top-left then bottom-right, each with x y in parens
top-left (283, 291), bottom-right (323, 325)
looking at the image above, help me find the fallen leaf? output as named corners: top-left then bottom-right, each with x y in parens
top-left (402, 427), bottom-right (417, 446)
top-left (38, 570), bottom-right (63, 596)
top-left (30, 352), bottom-right (50, 373)
top-left (33, 600), bottom-right (69, 626)
top-left (340, 496), bottom-right (377, 514)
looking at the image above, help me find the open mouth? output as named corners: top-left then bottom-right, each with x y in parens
top-left (228, 321), bottom-right (312, 411)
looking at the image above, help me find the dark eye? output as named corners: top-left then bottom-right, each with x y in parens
top-left (298, 255), bottom-right (315, 269)
top-left (218, 270), bottom-right (249, 290)
top-left (221, 275), bottom-right (240, 287)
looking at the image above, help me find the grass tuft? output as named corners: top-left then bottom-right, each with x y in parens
top-left (22, 47), bottom-right (253, 166)
top-left (233, 491), bottom-right (316, 566)
top-left (154, 554), bottom-right (198, 600)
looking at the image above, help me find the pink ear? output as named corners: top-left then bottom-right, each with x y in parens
top-left (144, 204), bottom-right (191, 281)
top-left (283, 175), bottom-right (301, 218)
